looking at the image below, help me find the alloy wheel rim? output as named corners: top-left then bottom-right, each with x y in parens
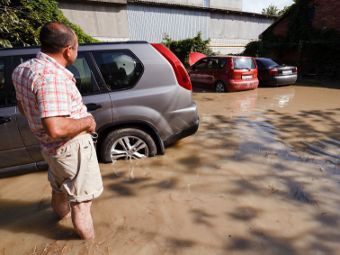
top-left (110, 136), bottom-right (149, 160)
top-left (216, 82), bottom-right (225, 92)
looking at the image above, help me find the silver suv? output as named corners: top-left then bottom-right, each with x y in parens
top-left (0, 42), bottom-right (199, 175)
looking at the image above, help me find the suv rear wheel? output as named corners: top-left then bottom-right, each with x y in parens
top-left (101, 128), bottom-right (157, 162)
top-left (215, 81), bottom-right (226, 93)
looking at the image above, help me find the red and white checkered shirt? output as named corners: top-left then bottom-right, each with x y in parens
top-left (12, 52), bottom-right (90, 154)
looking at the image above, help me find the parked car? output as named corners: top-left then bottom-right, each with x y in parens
top-left (188, 53), bottom-right (259, 92)
top-left (0, 42), bottom-right (199, 176)
top-left (256, 57), bottom-right (298, 86)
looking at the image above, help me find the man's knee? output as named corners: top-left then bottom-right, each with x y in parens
top-left (51, 191), bottom-right (70, 219)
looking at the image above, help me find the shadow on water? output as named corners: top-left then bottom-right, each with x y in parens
top-left (1, 87), bottom-right (338, 253)
top-left (169, 101), bottom-right (340, 253)
top-left (0, 198), bottom-right (77, 240)
top-left (103, 169), bottom-right (180, 198)
top-left (95, 104), bottom-right (339, 254)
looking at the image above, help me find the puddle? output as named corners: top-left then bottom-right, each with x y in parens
top-left (1, 85), bottom-right (340, 255)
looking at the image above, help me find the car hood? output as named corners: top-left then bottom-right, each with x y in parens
top-left (188, 52), bottom-right (207, 66)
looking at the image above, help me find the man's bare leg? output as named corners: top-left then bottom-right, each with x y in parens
top-left (70, 200), bottom-right (94, 239)
top-left (51, 190), bottom-right (71, 219)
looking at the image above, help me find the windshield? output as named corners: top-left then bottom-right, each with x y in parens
top-left (233, 57), bottom-right (255, 70)
top-left (257, 58), bottom-right (279, 68)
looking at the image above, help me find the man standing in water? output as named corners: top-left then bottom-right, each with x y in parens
top-left (12, 22), bottom-right (103, 239)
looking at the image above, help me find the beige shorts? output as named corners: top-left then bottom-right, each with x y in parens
top-left (42, 133), bottom-right (103, 203)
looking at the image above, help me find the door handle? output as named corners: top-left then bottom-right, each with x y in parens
top-left (86, 103), bottom-right (102, 112)
top-left (0, 116), bottom-right (12, 125)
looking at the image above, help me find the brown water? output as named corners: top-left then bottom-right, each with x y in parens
top-left (0, 84), bottom-right (339, 255)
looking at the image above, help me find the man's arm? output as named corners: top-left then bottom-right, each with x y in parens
top-left (42, 115), bottom-right (96, 140)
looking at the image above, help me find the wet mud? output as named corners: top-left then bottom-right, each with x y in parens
top-left (0, 84), bottom-right (339, 255)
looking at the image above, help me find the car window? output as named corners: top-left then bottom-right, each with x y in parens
top-left (217, 58), bottom-right (227, 69)
top-left (0, 60), bottom-right (4, 90)
top-left (93, 50), bottom-right (143, 91)
top-left (194, 58), bottom-right (208, 70)
top-left (233, 57), bottom-right (256, 70)
top-left (0, 58), bottom-right (16, 108)
top-left (15, 54), bottom-right (98, 95)
top-left (207, 58), bottom-right (220, 70)
top-left (256, 60), bottom-right (265, 70)
top-left (20, 55), bottom-right (35, 63)
top-left (67, 54), bottom-right (96, 95)
top-left (257, 58), bottom-right (279, 68)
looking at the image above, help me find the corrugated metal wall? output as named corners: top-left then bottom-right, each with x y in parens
top-left (127, 4), bottom-right (209, 42)
top-left (59, 1), bottom-right (273, 54)
top-left (127, 4), bottom-right (273, 53)
top-left (209, 13), bottom-right (273, 53)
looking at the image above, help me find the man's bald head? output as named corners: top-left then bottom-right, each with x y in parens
top-left (40, 22), bottom-right (77, 54)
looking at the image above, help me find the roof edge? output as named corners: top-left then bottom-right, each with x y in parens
top-left (128, 0), bottom-right (277, 19)
top-left (58, 0), bottom-right (127, 5)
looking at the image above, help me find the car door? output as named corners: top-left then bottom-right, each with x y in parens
top-left (72, 52), bottom-right (112, 134)
top-left (0, 57), bottom-right (32, 169)
top-left (206, 58), bottom-right (223, 87)
top-left (91, 49), bottom-right (144, 125)
top-left (11, 54), bottom-right (43, 163)
top-left (189, 58), bottom-right (209, 86)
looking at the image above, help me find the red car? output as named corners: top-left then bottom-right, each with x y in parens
top-left (188, 53), bottom-right (259, 92)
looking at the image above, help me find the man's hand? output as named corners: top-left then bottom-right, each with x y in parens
top-left (42, 115), bottom-right (97, 140)
top-left (86, 115), bottom-right (96, 134)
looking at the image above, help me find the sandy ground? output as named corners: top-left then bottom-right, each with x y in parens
top-left (0, 84), bottom-right (339, 255)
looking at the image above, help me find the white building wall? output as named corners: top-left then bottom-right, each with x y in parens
top-left (59, 1), bottom-right (273, 54)
top-left (127, 4), bottom-right (209, 42)
top-left (209, 13), bottom-right (273, 54)
top-left (59, 2), bottom-right (129, 41)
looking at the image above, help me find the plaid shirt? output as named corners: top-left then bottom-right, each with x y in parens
top-left (12, 52), bottom-right (90, 154)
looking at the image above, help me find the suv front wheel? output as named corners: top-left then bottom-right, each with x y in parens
top-left (101, 128), bottom-right (157, 162)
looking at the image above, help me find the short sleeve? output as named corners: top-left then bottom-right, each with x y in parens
top-left (12, 66), bottom-right (23, 102)
top-left (34, 73), bottom-right (71, 118)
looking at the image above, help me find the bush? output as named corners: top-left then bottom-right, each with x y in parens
top-left (0, 0), bottom-right (97, 48)
top-left (162, 32), bottom-right (214, 66)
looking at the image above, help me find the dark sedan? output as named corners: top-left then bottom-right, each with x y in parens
top-left (256, 58), bottom-right (297, 86)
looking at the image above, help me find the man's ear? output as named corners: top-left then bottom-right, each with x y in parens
top-left (63, 46), bottom-right (72, 60)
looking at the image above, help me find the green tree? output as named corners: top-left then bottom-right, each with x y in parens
top-left (278, 5), bottom-right (291, 16)
top-left (261, 4), bottom-right (280, 16)
top-left (0, 0), bottom-right (97, 48)
top-left (162, 33), bottom-right (214, 66)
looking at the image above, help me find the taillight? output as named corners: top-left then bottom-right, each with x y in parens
top-left (269, 68), bottom-right (278, 76)
top-left (151, 43), bottom-right (192, 91)
top-left (293, 67), bottom-right (298, 73)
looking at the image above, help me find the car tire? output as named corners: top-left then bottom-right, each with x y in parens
top-left (215, 81), bottom-right (226, 93)
top-left (100, 128), bottom-right (157, 162)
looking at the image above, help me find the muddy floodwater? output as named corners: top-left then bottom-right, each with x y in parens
top-left (0, 84), bottom-right (339, 255)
